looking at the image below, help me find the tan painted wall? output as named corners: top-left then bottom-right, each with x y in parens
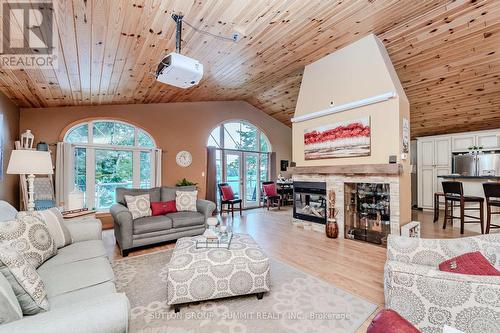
top-left (0, 92), bottom-right (20, 208)
top-left (293, 34), bottom-right (408, 166)
top-left (20, 101), bottom-right (292, 199)
top-left (292, 34), bottom-right (411, 226)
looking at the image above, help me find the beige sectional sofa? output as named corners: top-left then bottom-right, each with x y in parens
top-left (0, 201), bottom-right (129, 333)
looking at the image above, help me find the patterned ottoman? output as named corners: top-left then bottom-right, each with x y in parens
top-left (166, 233), bottom-right (271, 311)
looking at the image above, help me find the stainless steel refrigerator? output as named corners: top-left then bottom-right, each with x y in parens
top-left (453, 152), bottom-right (500, 176)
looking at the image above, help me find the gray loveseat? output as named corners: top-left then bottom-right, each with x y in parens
top-left (0, 200), bottom-right (129, 333)
top-left (110, 186), bottom-right (216, 256)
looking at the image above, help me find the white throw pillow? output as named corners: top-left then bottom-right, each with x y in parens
top-left (0, 214), bottom-right (57, 269)
top-left (124, 194), bottom-right (152, 219)
top-left (0, 243), bottom-right (49, 315)
top-left (176, 190), bottom-right (198, 212)
top-left (18, 208), bottom-right (72, 249)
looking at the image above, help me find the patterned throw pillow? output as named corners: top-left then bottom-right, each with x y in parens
top-left (0, 243), bottom-right (49, 315)
top-left (124, 194), bottom-right (152, 219)
top-left (18, 208), bottom-right (72, 249)
top-left (176, 190), bottom-right (198, 212)
top-left (0, 214), bottom-right (57, 269)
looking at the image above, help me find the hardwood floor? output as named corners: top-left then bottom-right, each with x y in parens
top-left (102, 207), bottom-right (480, 332)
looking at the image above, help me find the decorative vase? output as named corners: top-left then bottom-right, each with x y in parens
top-left (325, 218), bottom-right (338, 238)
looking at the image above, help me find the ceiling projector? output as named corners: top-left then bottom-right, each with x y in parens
top-left (156, 52), bottom-right (203, 88)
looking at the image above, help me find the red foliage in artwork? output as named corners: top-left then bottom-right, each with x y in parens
top-left (304, 122), bottom-right (370, 145)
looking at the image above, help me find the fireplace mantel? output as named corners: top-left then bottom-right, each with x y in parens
top-left (287, 163), bottom-right (402, 176)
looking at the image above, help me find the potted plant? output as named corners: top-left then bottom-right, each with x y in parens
top-left (176, 178), bottom-right (198, 187)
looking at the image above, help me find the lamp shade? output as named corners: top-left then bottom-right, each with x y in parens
top-left (7, 150), bottom-right (53, 175)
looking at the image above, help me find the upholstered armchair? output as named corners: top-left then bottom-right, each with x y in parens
top-left (384, 234), bottom-right (500, 333)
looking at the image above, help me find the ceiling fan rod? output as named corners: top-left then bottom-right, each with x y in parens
top-left (172, 13), bottom-right (184, 54)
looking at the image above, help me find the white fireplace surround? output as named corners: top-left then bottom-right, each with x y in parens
top-left (292, 173), bottom-right (401, 238)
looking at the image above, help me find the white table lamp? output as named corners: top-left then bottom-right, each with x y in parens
top-left (7, 150), bottom-right (53, 211)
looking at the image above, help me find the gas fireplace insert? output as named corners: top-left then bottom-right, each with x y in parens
top-left (293, 181), bottom-right (327, 224)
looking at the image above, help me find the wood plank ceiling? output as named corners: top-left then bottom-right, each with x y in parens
top-left (0, 0), bottom-right (499, 138)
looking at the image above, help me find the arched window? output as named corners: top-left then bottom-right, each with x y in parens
top-left (207, 121), bottom-right (271, 208)
top-left (64, 120), bottom-right (157, 210)
top-left (207, 121), bottom-right (271, 152)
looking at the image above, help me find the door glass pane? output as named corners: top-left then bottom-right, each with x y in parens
top-left (66, 124), bottom-right (88, 143)
top-left (225, 154), bottom-right (240, 198)
top-left (260, 153), bottom-right (269, 182)
top-left (245, 154), bottom-right (258, 206)
top-left (74, 148), bottom-right (87, 206)
top-left (95, 149), bottom-right (133, 209)
top-left (93, 121), bottom-right (135, 146)
top-left (215, 150), bottom-right (222, 206)
top-left (140, 151), bottom-right (151, 189)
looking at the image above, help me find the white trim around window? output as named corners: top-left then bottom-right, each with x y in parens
top-left (64, 120), bottom-right (158, 211)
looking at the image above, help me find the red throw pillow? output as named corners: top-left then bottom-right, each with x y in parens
top-left (263, 183), bottom-right (278, 197)
top-left (367, 309), bottom-right (421, 333)
top-left (151, 201), bottom-right (177, 216)
top-left (220, 185), bottom-right (234, 200)
top-left (439, 251), bottom-right (500, 276)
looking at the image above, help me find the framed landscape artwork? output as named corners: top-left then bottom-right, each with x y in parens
top-left (304, 117), bottom-right (371, 160)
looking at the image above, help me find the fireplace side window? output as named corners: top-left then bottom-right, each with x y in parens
top-left (344, 182), bottom-right (390, 246)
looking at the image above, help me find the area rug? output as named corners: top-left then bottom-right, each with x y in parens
top-left (111, 250), bottom-right (377, 333)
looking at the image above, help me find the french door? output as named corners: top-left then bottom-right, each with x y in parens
top-left (244, 153), bottom-right (259, 208)
top-left (222, 151), bottom-right (268, 208)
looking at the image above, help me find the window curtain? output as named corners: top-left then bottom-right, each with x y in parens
top-left (206, 147), bottom-right (217, 203)
top-left (154, 148), bottom-right (162, 187)
top-left (270, 152), bottom-right (277, 181)
top-left (55, 142), bottom-right (74, 209)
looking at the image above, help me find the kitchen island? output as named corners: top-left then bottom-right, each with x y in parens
top-left (438, 175), bottom-right (499, 233)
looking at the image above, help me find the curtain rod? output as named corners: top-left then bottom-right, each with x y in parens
top-left (291, 91), bottom-right (397, 123)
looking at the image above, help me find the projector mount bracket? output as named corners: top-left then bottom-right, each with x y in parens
top-left (172, 13), bottom-right (184, 54)
top-left (171, 12), bottom-right (240, 55)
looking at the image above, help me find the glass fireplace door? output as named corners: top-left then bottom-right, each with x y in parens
top-left (293, 181), bottom-right (327, 224)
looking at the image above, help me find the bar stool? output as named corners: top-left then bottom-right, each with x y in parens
top-left (433, 192), bottom-right (445, 223)
top-left (442, 181), bottom-right (484, 234)
top-left (483, 183), bottom-right (500, 234)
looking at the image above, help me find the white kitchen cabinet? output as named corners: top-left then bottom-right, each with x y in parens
top-left (477, 133), bottom-right (499, 150)
top-left (417, 128), bottom-right (499, 210)
top-left (417, 138), bottom-right (451, 209)
top-left (451, 131), bottom-right (499, 152)
top-left (452, 135), bottom-right (475, 152)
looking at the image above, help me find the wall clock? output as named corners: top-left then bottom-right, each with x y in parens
top-left (176, 150), bottom-right (192, 167)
